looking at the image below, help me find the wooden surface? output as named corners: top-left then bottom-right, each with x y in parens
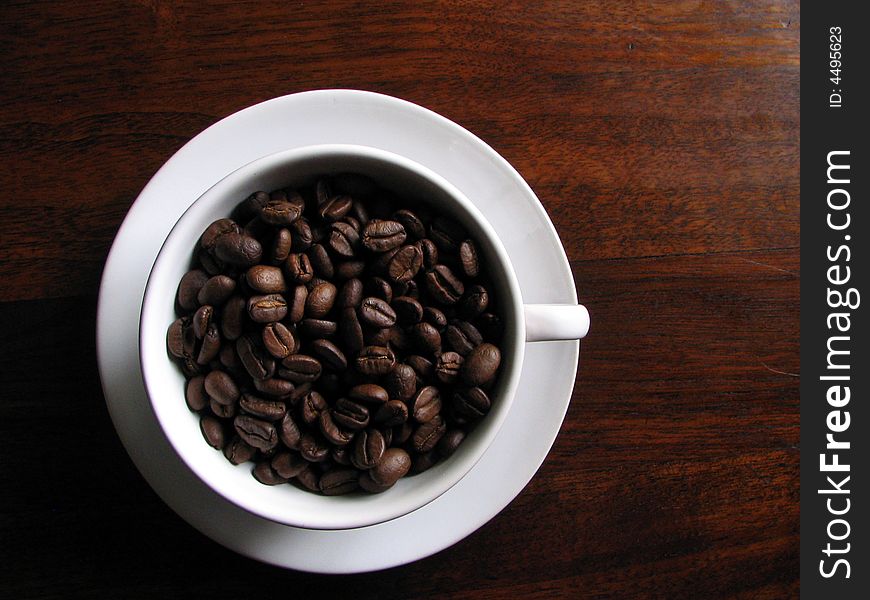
top-left (0, 1), bottom-right (799, 598)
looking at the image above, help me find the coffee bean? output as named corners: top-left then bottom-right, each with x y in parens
top-left (271, 451), bottom-right (307, 478)
top-left (261, 198), bottom-right (302, 225)
top-left (452, 387), bottom-right (491, 421)
top-left (308, 243), bottom-right (335, 279)
top-left (270, 227), bottom-right (293, 263)
top-left (245, 265), bottom-right (286, 293)
top-left (166, 318), bottom-right (188, 358)
top-left (445, 320), bottom-right (483, 356)
top-left (201, 218), bottom-right (241, 251)
top-left (210, 397), bottom-right (235, 418)
top-left (224, 435), bottom-right (257, 465)
top-left (369, 447), bottom-right (411, 486)
top-left (329, 221), bottom-right (360, 257)
top-left (199, 416), bottom-right (225, 449)
top-left (177, 269), bottom-right (209, 311)
top-left (359, 297), bottom-right (397, 328)
top-left (334, 260), bottom-right (366, 280)
top-left (385, 364), bottom-right (417, 400)
top-left (429, 216), bottom-right (465, 253)
top-left (337, 307), bottom-right (364, 356)
top-left (285, 253), bottom-right (314, 284)
top-left (319, 194), bottom-right (354, 222)
top-left (337, 278), bottom-right (363, 308)
top-left (252, 376), bottom-right (294, 400)
top-left (214, 232), bottom-right (262, 267)
top-left (278, 413), bottom-right (302, 450)
top-left (348, 383), bottom-right (389, 404)
top-left (392, 209), bottom-right (426, 240)
top-left (247, 294), bottom-right (288, 323)
top-left (191, 305), bottom-right (213, 339)
top-left (365, 326), bottom-right (392, 347)
top-left (364, 276), bottom-right (393, 303)
top-left (298, 318), bottom-right (338, 338)
top-left (406, 354), bottom-right (434, 382)
top-left (461, 342), bottom-right (501, 386)
top-left (476, 311), bottom-right (503, 342)
top-left (417, 238), bottom-right (439, 270)
top-left (460, 284), bottom-right (489, 319)
top-left (362, 219), bottom-right (406, 252)
top-left (435, 351), bottom-right (464, 385)
top-left (252, 461), bottom-right (288, 485)
top-left (319, 410), bottom-right (353, 446)
top-left (373, 399), bottom-right (409, 427)
top-left (280, 354), bottom-right (322, 383)
top-left (196, 323), bottom-right (221, 365)
top-left (358, 471), bottom-right (393, 493)
top-left (287, 285), bottom-right (307, 323)
top-left (425, 264), bottom-right (465, 304)
top-left (423, 306), bottom-right (448, 330)
top-left (392, 296), bottom-right (423, 325)
top-left (458, 239), bottom-right (480, 277)
top-left (437, 428), bottom-right (466, 458)
top-left (305, 281), bottom-right (337, 318)
top-left (294, 464), bottom-right (320, 491)
top-left (299, 390), bottom-right (328, 425)
top-left (412, 414), bottom-right (447, 453)
top-left (204, 370), bottom-right (239, 406)
top-left (319, 468), bottom-right (359, 495)
top-left (262, 322), bottom-right (297, 358)
top-left (412, 322), bottom-right (442, 356)
top-left (351, 428), bottom-right (386, 470)
top-left (333, 398), bottom-right (370, 430)
top-left (198, 275), bottom-right (236, 306)
top-left (185, 375), bottom-right (209, 411)
top-left (290, 217), bottom-right (314, 251)
top-left (310, 339), bottom-right (347, 371)
top-left (236, 335), bottom-right (275, 381)
top-left (220, 295), bottom-right (247, 340)
top-left (299, 432), bottom-right (331, 462)
top-left (386, 244), bottom-right (423, 283)
top-left (234, 415), bottom-right (278, 452)
top-left (240, 393), bottom-right (287, 421)
top-left (355, 345), bottom-right (396, 376)
top-left (411, 386), bottom-right (442, 423)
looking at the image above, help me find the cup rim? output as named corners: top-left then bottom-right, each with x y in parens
top-left (139, 143), bottom-right (526, 530)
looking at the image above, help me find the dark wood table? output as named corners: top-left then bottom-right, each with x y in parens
top-left (1, 1), bottom-right (799, 597)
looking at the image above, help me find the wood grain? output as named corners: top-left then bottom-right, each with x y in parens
top-left (0, 1), bottom-right (799, 598)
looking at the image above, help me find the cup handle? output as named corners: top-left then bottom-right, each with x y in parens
top-left (524, 304), bottom-right (590, 342)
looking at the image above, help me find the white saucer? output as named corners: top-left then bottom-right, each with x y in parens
top-left (97, 90), bottom-right (581, 573)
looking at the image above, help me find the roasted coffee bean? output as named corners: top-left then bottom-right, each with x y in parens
top-left (177, 269), bottom-right (209, 311)
top-left (192, 305), bottom-right (213, 339)
top-left (185, 375), bottom-right (209, 411)
top-left (209, 397), bottom-right (236, 418)
top-left (406, 354), bottom-right (434, 381)
top-left (271, 451), bottom-right (307, 478)
top-left (319, 468), bottom-right (359, 495)
top-left (167, 317), bottom-right (189, 358)
top-left (445, 320), bottom-right (483, 356)
top-left (288, 285), bottom-right (308, 323)
top-left (247, 294), bottom-right (288, 323)
top-left (214, 232), bottom-right (262, 267)
top-left (385, 364), bottom-right (417, 400)
top-left (333, 398), bottom-right (370, 430)
top-left (201, 218), bottom-right (241, 251)
top-left (196, 323), bottom-right (221, 365)
top-left (386, 244), bottom-right (423, 284)
top-left (392, 209), bottom-right (426, 240)
top-left (236, 191), bottom-right (269, 222)
top-left (218, 343), bottom-right (241, 371)
top-left (198, 275), bottom-right (236, 306)
top-left (240, 393), bottom-right (287, 421)
top-left (270, 227), bottom-right (293, 263)
top-left (236, 335), bottom-right (275, 380)
top-left (348, 383), bottom-right (389, 404)
top-left (198, 249), bottom-right (224, 275)
top-left (374, 399), bottom-right (409, 427)
top-left (234, 415), bottom-right (278, 452)
top-left (318, 194), bottom-right (353, 221)
top-left (390, 325), bottom-right (412, 351)
top-left (366, 326), bottom-right (392, 347)
top-left (452, 387), bottom-right (491, 420)
top-left (252, 376), bottom-right (294, 400)
top-left (278, 413), bottom-right (302, 449)
top-left (364, 276), bottom-right (393, 303)
top-left (476, 311), bottom-right (503, 342)
top-left (458, 239), bottom-right (480, 277)
top-left (371, 246), bottom-right (401, 274)
top-left (329, 221), bottom-right (360, 257)
top-left (437, 428), bottom-right (466, 458)
top-left (298, 318), bottom-right (338, 338)
top-left (435, 351), bottom-right (464, 384)
top-left (355, 345), bottom-right (396, 376)
top-left (311, 338), bottom-right (347, 371)
top-left (199, 416), bottom-right (225, 449)
top-left (224, 435), bottom-right (257, 465)
top-left (290, 217), bottom-right (314, 251)
top-left (299, 432), bottom-right (331, 462)
top-left (429, 216), bottom-right (465, 253)
top-left (319, 410), bottom-right (354, 446)
top-left (412, 414), bottom-right (447, 453)
top-left (261, 198), bottom-right (302, 225)
top-left (220, 295), bottom-right (247, 340)
top-left (417, 238), bottom-right (439, 270)
top-left (423, 306), bottom-right (448, 330)
top-left (359, 297), bottom-right (397, 328)
top-left (351, 428), bottom-right (386, 470)
top-left (337, 278), bottom-right (363, 308)
top-left (280, 354), bottom-right (322, 383)
top-left (299, 390), bottom-right (328, 425)
top-left (294, 464), bottom-right (320, 491)
top-left (316, 178), bottom-right (333, 206)
top-left (262, 322), bottom-right (297, 358)
top-left (461, 342), bottom-right (501, 386)
top-left (369, 447), bottom-right (412, 486)
top-left (412, 322), bottom-right (442, 355)
top-left (460, 284), bottom-right (489, 319)
top-left (308, 243), bottom-right (335, 279)
top-left (245, 265), bottom-right (286, 293)
top-left (305, 282), bottom-right (337, 318)
top-left (362, 219), bottom-right (406, 252)
top-left (425, 264), bottom-right (465, 304)
top-left (358, 471), bottom-right (393, 493)
top-left (285, 252), bottom-right (314, 284)
top-left (411, 386), bottom-right (442, 423)
top-left (253, 461), bottom-right (288, 485)
top-left (338, 307), bottom-right (364, 356)
top-left (392, 295), bottom-right (423, 325)
top-left (334, 260), bottom-right (366, 280)
top-left (204, 370), bottom-right (239, 406)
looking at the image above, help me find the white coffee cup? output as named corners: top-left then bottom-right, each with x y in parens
top-left (139, 144), bottom-right (589, 530)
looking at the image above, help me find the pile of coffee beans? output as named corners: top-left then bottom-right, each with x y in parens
top-left (167, 173), bottom-right (503, 495)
